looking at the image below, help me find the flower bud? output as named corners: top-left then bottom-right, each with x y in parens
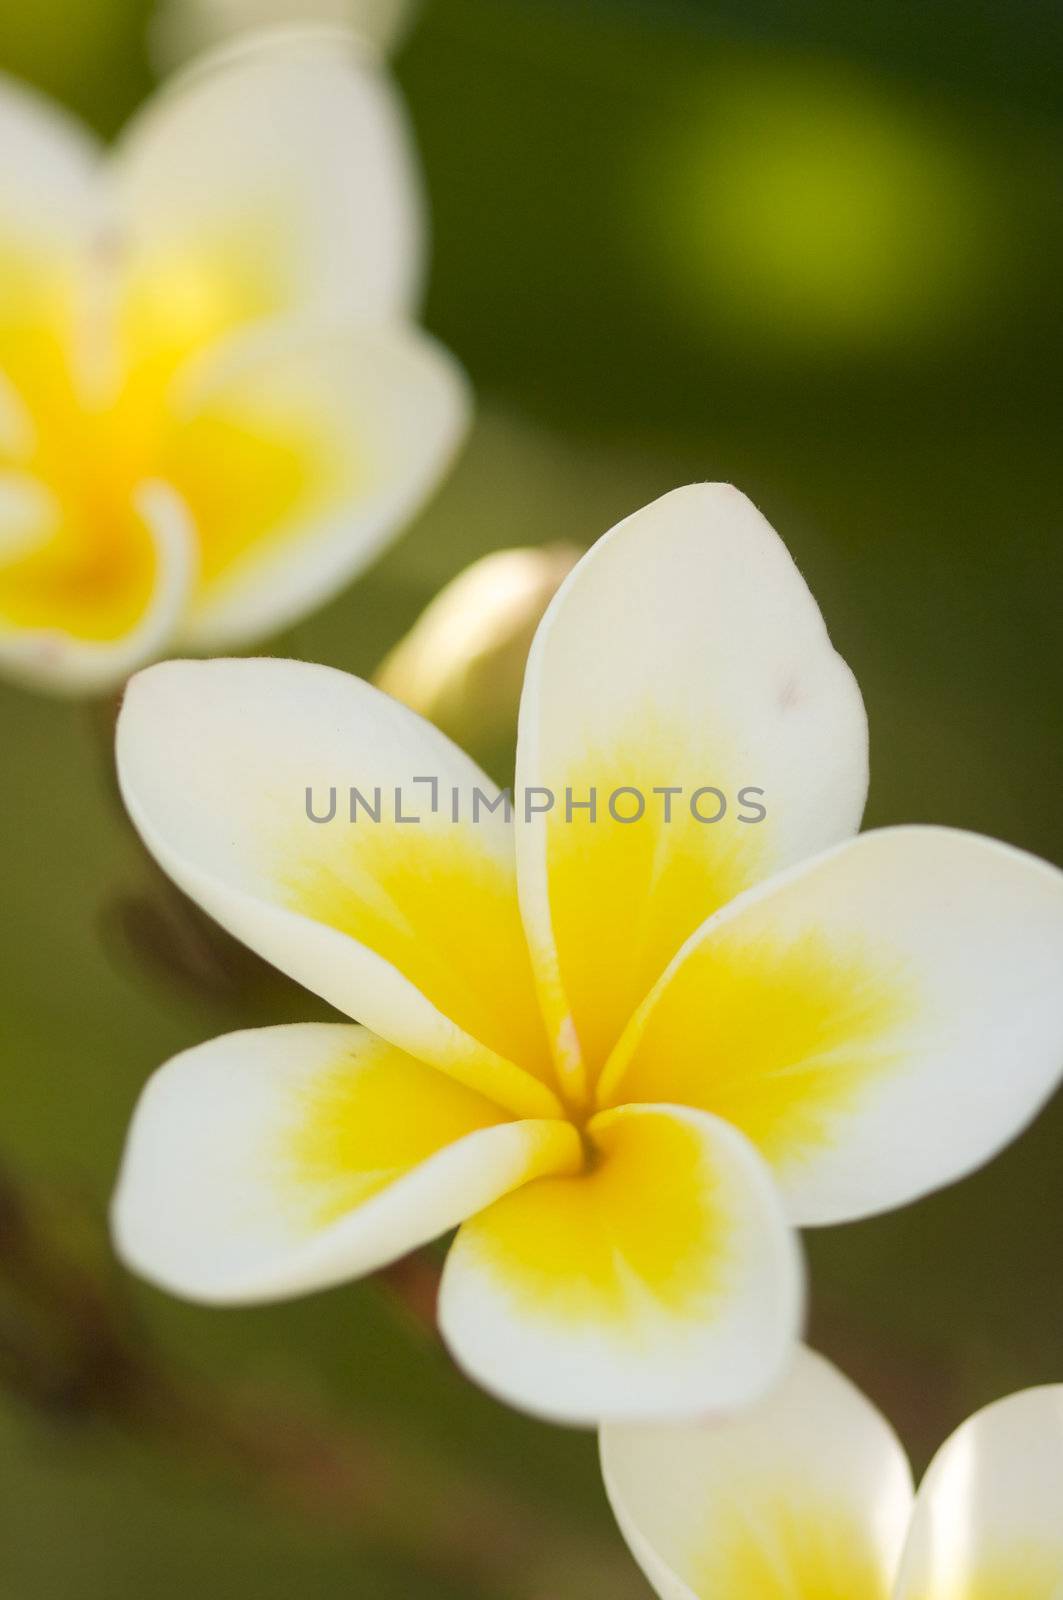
top-left (375, 544), bottom-right (580, 750)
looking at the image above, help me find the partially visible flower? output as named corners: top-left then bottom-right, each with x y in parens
top-left (152, 0), bottom-right (417, 71)
top-left (0, 30), bottom-right (467, 693)
top-left (111, 485), bottom-right (1063, 1425)
top-left (374, 543), bottom-right (580, 749)
top-left (602, 1347), bottom-right (1063, 1599)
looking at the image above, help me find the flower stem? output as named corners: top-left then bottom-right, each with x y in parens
top-left (0, 1158), bottom-right (646, 1599)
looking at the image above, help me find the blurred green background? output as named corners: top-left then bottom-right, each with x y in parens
top-left (1, 0), bottom-right (1061, 1595)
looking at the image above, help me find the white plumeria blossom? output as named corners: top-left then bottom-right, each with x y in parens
top-left (112, 484), bottom-right (1063, 1425)
top-left (602, 1346), bottom-right (1063, 1600)
top-left (0, 29), bottom-right (468, 692)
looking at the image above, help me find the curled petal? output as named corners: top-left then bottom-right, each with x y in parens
top-left (0, 480), bottom-right (195, 694)
top-left (439, 1102), bottom-right (803, 1425)
top-left (113, 1021), bottom-right (579, 1302)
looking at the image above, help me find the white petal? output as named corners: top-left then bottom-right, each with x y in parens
top-left (601, 1347), bottom-right (914, 1600)
top-left (110, 29), bottom-right (423, 344)
top-left (604, 825), bottom-right (1063, 1226)
top-left (895, 1386), bottom-right (1063, 1600)
top-left (116, 657), bottom-right (561, 1119)
top-left (0, 75), bottom-right (101, 422)
top-left (113, 1022), bottom-right (578, 1302)
top-left (0, 481), bottom-right (195, 694)
top-left (0, 71), bottom-right (100, 268)
top-left (158, 317), bottom-right (468, 650)
top-left (514, 483), bottom-right (867, 1099)
top-left (438, 1103), bottom-right (804, 1425)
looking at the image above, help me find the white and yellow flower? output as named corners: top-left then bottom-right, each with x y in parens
top-left (602, 1346), bottom-right (1063, 1600)
top-left (0, 30), bottom-right (467, 693)
top-left (111, 484), bottom-right (1063, 1424)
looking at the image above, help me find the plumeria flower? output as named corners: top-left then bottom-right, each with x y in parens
top-left (0, 30), bottom-right (467, 692)
top-left (601, 1346), bottom-right (1063, 1599)
top-left (111, 485), bottom-right (1063, 1425)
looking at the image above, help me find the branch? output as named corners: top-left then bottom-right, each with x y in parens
top-left (0, 1160), bottom-right (648, 1600)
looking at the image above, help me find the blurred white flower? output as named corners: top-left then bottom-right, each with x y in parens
top-left (603, 1347), bottom-right (1063, 1599)
top-left (0, 30), bottom-right (467, 692)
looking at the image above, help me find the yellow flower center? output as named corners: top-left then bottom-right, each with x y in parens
top-left (0, 218), bottom-right (307, 642)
